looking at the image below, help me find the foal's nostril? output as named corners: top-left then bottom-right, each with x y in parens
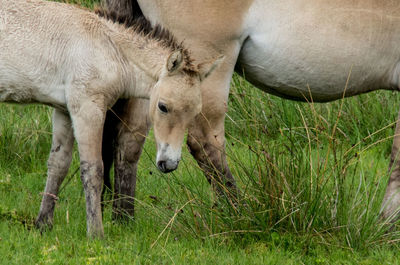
top-left (157, 160), bottom-right (167, 172)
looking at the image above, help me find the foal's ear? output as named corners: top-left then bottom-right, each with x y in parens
top-left (198, 55), bottom-right (225, 81)
top-left (166, 50), bottom-right (184, 74)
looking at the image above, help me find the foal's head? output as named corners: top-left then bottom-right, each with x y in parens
top-left (149, 50), bottom-right (223, 173)
top-left (96, 10), bottom-right (223, 172)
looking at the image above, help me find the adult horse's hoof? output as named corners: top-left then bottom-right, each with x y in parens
top-left (34, 216), bottom-right (53, 233)
top-left (87, 226), bottom-right (105, 239)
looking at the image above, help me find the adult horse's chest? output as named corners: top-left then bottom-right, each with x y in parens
top-left (237, 0), bottom-right (400, 102)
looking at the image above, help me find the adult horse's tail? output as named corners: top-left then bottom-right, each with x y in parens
top-left (103, 0), bottom-right (143, 20)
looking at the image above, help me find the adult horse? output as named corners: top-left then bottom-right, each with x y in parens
top-left (103, 0), bottom-right (400, 220)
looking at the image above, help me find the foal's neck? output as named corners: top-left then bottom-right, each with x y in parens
top-left (106, 21), bottom-right (174, 99)
top-left (122, 31), bottom-right (171, 76)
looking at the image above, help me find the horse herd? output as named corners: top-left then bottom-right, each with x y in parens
top-left (1, 0), bottom-right (400, 237)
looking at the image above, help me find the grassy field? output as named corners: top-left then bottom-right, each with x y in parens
top-left (1, 0), bottom-right (400, 264)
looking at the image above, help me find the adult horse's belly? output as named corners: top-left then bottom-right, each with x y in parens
top-left (237, 0), bottom-right (400, 102)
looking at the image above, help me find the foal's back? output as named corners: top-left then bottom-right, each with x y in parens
top-left (0, 0), bottom-right (125, 106)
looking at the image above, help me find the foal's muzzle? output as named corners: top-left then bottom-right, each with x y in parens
top-left (156, 143), bottom-right (181, 173)
top-left (157, 160), bottom-right (179, 173)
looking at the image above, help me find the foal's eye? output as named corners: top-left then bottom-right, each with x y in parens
top-left (158, 102), bottom-right (169, 113)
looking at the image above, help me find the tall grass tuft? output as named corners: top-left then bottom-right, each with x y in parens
top-left (135, 74), bottom-right (400, 251)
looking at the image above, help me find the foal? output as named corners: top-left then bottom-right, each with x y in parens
top-left (0, 0), bottom-right (221, 237)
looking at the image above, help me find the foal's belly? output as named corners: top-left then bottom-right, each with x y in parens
top-left (0, 76), bottom-right (67, 107)
top-left (237, 0), bottom-right (400, 102)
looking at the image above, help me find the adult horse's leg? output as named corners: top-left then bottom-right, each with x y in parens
top-left (101, 106), bottom-right (121, 203)
top-left (111, 98), bottom-right (150, 220)
top-left (187, 63), bottom-right (240, 204)
top-left (383, 110), bottom-right (400, 219)
top-left (36, 109), bottom-right (74, 230)
top-left (99, 3), bottom-right (145, 218)
top-left (103, 0), bottom-right (242, 206)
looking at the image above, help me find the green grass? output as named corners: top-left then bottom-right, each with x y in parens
top-left (2, 78), bottom-right (400, 264)
top-left (1, 0), bottom-right (400, 263)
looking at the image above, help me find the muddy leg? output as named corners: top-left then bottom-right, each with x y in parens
top-left (112, 98), bottom-right (150, 221)
top-left (383, 110), bottom-right (400, 220)
top-left (70, 100), bottom-right (106, 238)
top-left (35, 109), bottom-right (74, 230)
top-left (187, 117), bottom-right (239, 204)
top-left (187, 74), bottom-right (239, 204)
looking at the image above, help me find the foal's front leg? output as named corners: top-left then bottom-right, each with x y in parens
top-left (69, 97), bottom-right (107, 238)
top-left (36, 109), bottom-right (74, 230)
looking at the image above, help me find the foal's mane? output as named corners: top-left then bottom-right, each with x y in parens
top-left (95, 8), bottom-right (197, 76)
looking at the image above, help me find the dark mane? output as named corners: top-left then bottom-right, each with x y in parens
top-left (95, 7), bottom-right (197, 76)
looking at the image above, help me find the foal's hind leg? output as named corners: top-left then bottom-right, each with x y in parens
top-left (36, 109), bottom-right (74, 230)
top-left (111, 98), bottom-right (150, 221)
top-left (383, 110), bottom-right (400, 220)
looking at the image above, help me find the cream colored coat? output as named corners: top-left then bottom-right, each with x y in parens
top-left (0, 0), bottom-right (221, 237)
top-left (103, 0), bottom-right (400, 221)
